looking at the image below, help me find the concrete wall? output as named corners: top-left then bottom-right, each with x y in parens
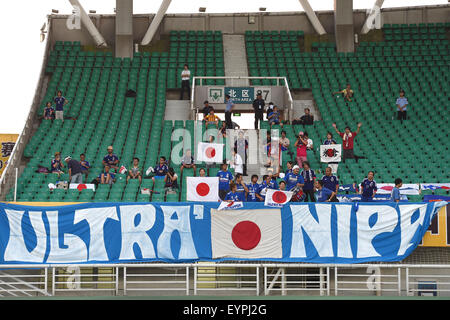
top-left (48, 4), bottom-right (450, 47)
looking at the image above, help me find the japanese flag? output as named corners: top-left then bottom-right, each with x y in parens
top-left (320, 144), bottom-right (342, 163)
top-left (186, 177), bottom-right (219, 202)
top-left (196, 142), bottom-right (223, 163)
top-left (211, 208), bottom-right (282, 259)
top-left (69, 184), bottom-right (96, 192)
top-left (264, 189), bottom-right (293, 207)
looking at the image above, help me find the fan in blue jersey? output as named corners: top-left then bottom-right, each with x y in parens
top-left (314, 180), bottom-right (338, 202)
top-left (259, 174), bottom-right (279, 201)
top-left (284, 165), bottom-right (305, 191)
top-left (217, 163), bottom-right (234, 200)
top-left (234, 173), bottom-right (249, 202)
top-left (301, 161), bottom-right (316, 202)
top-left (390, 178), bottom-right (403, 203)
top-left (152, 156), bottom-right (169, 182)
top-left (102, 146), bottom-right (119, 171)
top-left (321, 167), bottom-right (339, 195)
top-left (224, 182), bottom-right (241, 202)
top-left (360, 171), bottom-right (378, 202)
top-left (246, 174), bottom-right (263, 202)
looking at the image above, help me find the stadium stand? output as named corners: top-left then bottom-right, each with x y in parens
top-left (246, 25), bottom-right (450, 195)
top-left (4, 22), bottom-right (450, 203)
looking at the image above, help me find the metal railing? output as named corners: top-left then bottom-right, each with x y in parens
top-left (189, 76), bottom-right (294, 123)
top-left (0, 263), bottom-right (449, 297)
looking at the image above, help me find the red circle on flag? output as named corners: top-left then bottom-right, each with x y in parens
top-left (231, 221), bottom-right (261, 250)
top-left (205, 147), bottom-right (216, 159)
top-left (272, 191), bottom-right (287, 204)
top-left (77, 184), bottom-right (87, 191)
top-left (196, 183), bottom-right (210, 197)
top-left (326, 148), bottom-right (334, 157)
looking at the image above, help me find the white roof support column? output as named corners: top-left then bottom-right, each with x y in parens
top-left (298, 0), bottom-right (326, 35)
top-left (361, 0), bottom-right (384, 34)
top-left (141, 0), bottom-right (172, 46)
top-left (68, 0), bottom-right (108, 47)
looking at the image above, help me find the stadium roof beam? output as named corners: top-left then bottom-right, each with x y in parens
top-left (141, 0), bottom-right (172, 46)
top-left (115, 0), bottom-right (134, 58)
top-left (360, 0), bottom-right (384, 34)
top-left (68, 0), bottom-right (108, 47)
top-left (298, 0), bottom-right (326, 35)
top-left (334, 0), bottom-right (354, 53)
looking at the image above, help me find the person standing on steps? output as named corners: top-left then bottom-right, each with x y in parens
top-left (180, 64), bottom-right (191, 100)
top-left (252, 91), bottom-right (265, 129)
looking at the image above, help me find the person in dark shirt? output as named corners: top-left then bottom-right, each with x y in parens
top-left (234, 131), bottom-right (249, 176)
top-left (102, 146), bottom-right (119, 171)
top-left (51, 152), bottom-right (64, 177)
top-left (292, 108), bottom-right (314, 125)
top-left (266, 102), bottom-right (274, 121)
top-left (217, 163), bottom-right (234, 200)
top-left (79, 153), bottom-right (90, 180)
top-left (152, 156), bottom-right (169, 183)
top-left (301, 161), bottom-right (316, 202)
top-left (65, 156), bottom-right (83, 185)
top-left (246, 174), bottom-right (263, 202)
top-left (360, 171), bottom-right (378, 202)
top-left (252, 91), bottom-right (265, 129)
top-left (43, 102), bottom-right (54, 120)
top-left (234, 173), bottom-right (249, 202)
top-left (321, 167), bottom-right (339, 196)
top-left (201, 101), bottom-right (213, 119)
top-left (54, 90), bottom-right (68, 121)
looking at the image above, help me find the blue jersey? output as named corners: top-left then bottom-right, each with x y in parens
top-left (259, 180), bottom-right (279, 199)
top-left (301, 169), bottom-right (316, 190)
top-left (217, 170), bottom-right (233, 190)
top-left (390, 187), bottom-right (401, 202)
top-left (268, 111), bottom-right (280, 123)
top-left (154, 163), bottom-right (168, 176)
top-left (284, 172), bottom-right (304, 191)
top-left (246, 182), bottom-right (261, 202)
top-left (225, 191), bottom-right (240, 202)
top-left (323, 139), bottom-right (337, 145)
top-left (51, 159), bottom-right (62, 172)
top-left (322, 175), bottom-right (339, 192)
top-left (80, 160), bottom-right (90, 171)
top-left (103, 154), bottom-right (119, 166)
top-left (361, 178), bottom-right (377, 198)
top-left (54, 96), bottom-right (66, 111)
top-left (317, 187), bottom-right (334, 202)
top-left (99, 171), bottom-right (115, 180)
top-left (235, 183), bottom-right (246, 201)
top-left (44, 106), bottom-right (54, 117)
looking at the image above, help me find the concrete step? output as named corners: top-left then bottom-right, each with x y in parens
top-left (223, 34), bottom-right (249, 87)
top-left (164, 100), bottom-right (191, 121)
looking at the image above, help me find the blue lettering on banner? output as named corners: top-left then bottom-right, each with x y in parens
top-left (0, 201), bottom-right (446, 264)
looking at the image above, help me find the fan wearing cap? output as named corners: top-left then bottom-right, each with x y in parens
top-left (284, 165), bottom-right (305, 191)
top-left (65, 155), bottom-right (84, 185)
top-left (252, 91), bottom-right (265, 129)
top-left (102, 146), bottom-right (119, 171)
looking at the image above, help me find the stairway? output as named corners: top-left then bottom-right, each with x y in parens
top-left (164, 100), bottom-right (191, 121)
top-left (223, 35), bottom-right (249, 87)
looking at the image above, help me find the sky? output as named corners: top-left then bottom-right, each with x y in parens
top-left (0, 0), bottom-right (447, 134)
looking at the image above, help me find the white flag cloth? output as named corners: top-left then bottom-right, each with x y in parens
top-left (119, 165), bottom-right (127, 174)
top-left (69, 184), bottom-right (96, 192)
top-left (320, 144), bottom-right (342, 163)
top-left (264, 189), bottom-right (293, 207)
top-left (420, 183), bottom-right (450, 191)
top-left (196, 142), bottom-right (223, 163)
top-left (377, 183), bottom-right (420, 195)
top-left (186, 177), bottom-right (219, 202)
top-left (217, 201), bottom-right (244, 210)
top-left (211, 208), bottom-right (282, 258)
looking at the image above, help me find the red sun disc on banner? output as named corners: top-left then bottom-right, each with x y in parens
top-left (205, 147), bottom-right (216, 159)
top-left (77, 184), bottom-right (87, 191)
top-left (231, 221), bottom-right (261, 250)
top-left (272, 191), bottom-right (287, 204)
top-left (196, 183), bottom-right (210, 197)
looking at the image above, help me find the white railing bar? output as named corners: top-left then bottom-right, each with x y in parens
top-left (256, 266), bottom-right (259, 296)
top-left (126, 281), bottom-right (188, 284)
top-left (265, 288), bottom-right (324, 291)
top-left (125, 274), bottom-right (187, 277)
top-left (409, 281), bottom-right (450, 285)
top-left (327, 267), bottom-right (330, 296)
top-left (406, 275), bottom-right (450, 278)
top-left (125, 288), bottom-right (188, 291)
top-left (195, 274), bottom-right (257, 277)
top-left (123, 266), bottom-right (127, 296)
top-left (336, 274), bottom-right (400, 278)
top-left (196, 281), bottom-right (257, 284)
top-left (336, 281), bottom-right (399, 285)
top-left (54, 281), bottom-right (116, 285)
top-left (195, 288), bottom-right (257, 291)
top-left (54, 288), bottom-right (117, 292)
top-left (265, 281), bottom-right (325, 285)
top-left (336, 288), bottom-right (399, 292)
top-left (193, 265), bottom-right (197, 295)
top-left (408, 289), bottom-right (450, 292)
top-left (0, 287), bottom-right (19, 297)
top-left (185, 266), bottom-right (189, 296)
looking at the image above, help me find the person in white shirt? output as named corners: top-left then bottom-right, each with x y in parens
top-left (228, 148), bottom-right (244, 175)
top-left (180, 64), bottom-right (191, 100)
